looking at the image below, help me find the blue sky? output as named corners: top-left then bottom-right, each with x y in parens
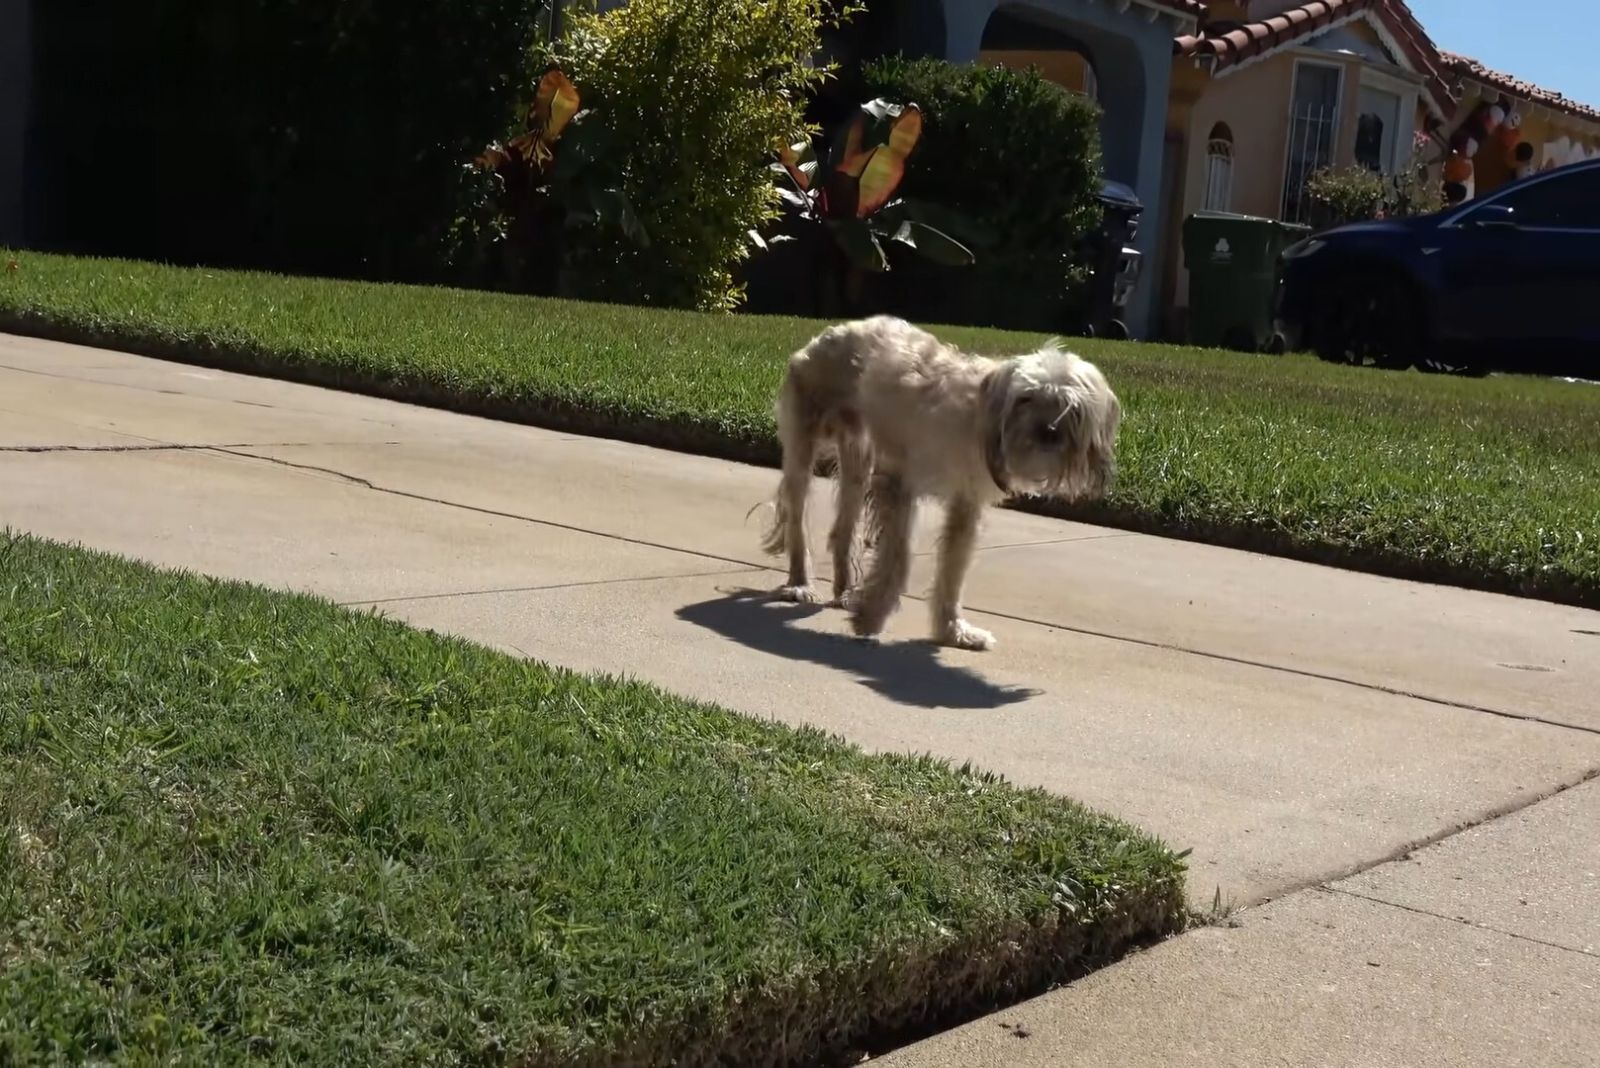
top-left (1406, 0), bottom-right (1599, 108)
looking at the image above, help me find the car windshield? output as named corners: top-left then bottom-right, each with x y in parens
top-left (1470, 168), bottom-right (1600, 229)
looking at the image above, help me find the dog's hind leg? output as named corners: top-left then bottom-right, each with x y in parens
top-left (850, 469), bottom-right (915, 639)
top-left (827, 430), bottom-right (871, 608)
top-left (765, 389), bottom-right (823, 605)
top-left (930, 496), bottom-right (994, 650)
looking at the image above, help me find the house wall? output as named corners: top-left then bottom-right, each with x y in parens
top-left (1183, 52), bottom-right (1300, 223)
top-left (1157, 62), bottom-right (1208, 337)
top-left (1167, 52), bottom-right (1301, 310)
top-left (0, 0), bottom-right (31, 246)
top-left (1186, 46), bottom-right (1400, 221)
top-left (1536, 121), bottom-right (1600, 168)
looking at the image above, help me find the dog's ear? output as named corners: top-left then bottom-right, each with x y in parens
top-left (981, 363), bottom-right (1014, 417)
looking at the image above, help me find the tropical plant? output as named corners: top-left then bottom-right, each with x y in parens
top-left (544, 0), bottom-right (844, 311)
top-left (772, 99), bottom-right (977, 273)
top-left (454, 67), bottom-right (646, 292)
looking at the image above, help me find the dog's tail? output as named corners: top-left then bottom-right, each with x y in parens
top-left (755, 495), bottom-right (788, 557)
top-left (743, 494), bottom-right (787, 556)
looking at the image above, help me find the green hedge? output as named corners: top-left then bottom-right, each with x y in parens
top-left (28, 0), bottom-right (539, 281)
top-left (862, 57), bottom-right (1104, 332)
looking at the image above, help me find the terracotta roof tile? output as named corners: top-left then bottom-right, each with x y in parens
top-left (1441, 50), bottom-right (1600, 125)
top-left (1148, 0), bottom-right (1208, 16)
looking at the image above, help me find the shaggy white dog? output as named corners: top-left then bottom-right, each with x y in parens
top-left (760, 315), bottom-right (1121, 650)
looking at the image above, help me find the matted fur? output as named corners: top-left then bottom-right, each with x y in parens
top-left (761, 315), bottom-right (1121, 650)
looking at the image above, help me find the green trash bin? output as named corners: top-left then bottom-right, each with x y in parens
top-left (1183, 212), bottom-right (1310, 352)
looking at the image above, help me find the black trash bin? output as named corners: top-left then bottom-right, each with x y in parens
top-left (1069, 179), bottom-right (1144, 340)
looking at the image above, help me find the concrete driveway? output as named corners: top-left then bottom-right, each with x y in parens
top-left (4, 332), bottom-right (1597, 1065)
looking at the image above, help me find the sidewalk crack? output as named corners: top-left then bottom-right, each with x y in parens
top-left (211, 447), bottom-right (764, 571)
top-left (1319, 885), bottom-right (1600, 960)
top-left (211, 447), bottom-right (1600, 738)
top-left (341, 566), bottom-right (760, 608)
top-left (3, 442), bottom-right (398, 454)
top-left (1229, 766), bottom-right (1600, 912)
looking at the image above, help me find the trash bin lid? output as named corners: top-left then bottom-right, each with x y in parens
top-left (1188, 210), bottom-right (1313, 235)
top-left (1182, 211), bottom-right (1285, 269)
top-left (1097, 179), bottom-right (1142, 212)
top-left (1186, 209), bottom-right (1277, 225)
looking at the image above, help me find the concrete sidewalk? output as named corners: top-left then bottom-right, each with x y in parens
top-left (4, 333), bottom-right (1598, 1064)
top-left (882, 779), bottom-right (1600, 1067)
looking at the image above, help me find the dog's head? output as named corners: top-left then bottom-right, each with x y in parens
top-left (983, 344), bottom-right (1121, 500)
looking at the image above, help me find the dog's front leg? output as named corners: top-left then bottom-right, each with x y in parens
top-left (850, 470), bottom-right (915, 639)
top-left (931, 496), bottom-right (994, 651)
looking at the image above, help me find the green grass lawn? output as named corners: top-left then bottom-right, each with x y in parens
top-left (3, 249), bottom-right (1598, 608)
top-left (0, 534), bottom-right (1187, 1065)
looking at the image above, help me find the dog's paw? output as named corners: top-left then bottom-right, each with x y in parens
top-left (773, 585), bottom-right (824, 605)
top-left (849, 606), bottom-right (891, 639)
top-left (830, 587), bottom-right (861, 612)
top-left (940, 618), bottom-right (996, 651)
top-left (850, 618), bottom-right (887, 640)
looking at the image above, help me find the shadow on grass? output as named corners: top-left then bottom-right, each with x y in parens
top-left (675, 587), bottom-right (1039, 711)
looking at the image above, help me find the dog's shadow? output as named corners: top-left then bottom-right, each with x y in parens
top-left (675, 588), bottom-right (1040, 710)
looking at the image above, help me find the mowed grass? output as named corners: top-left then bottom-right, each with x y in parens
top-left (0, 534), bottom-right (1188, 1065)
top-left (3, 250), bottom-right (1598, 607)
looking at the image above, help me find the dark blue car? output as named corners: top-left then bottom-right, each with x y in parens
top-left (1276, 158), bottom-right (1600, 376)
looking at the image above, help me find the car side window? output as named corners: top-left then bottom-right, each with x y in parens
top-left (1489, 170), bottom-right (1600, 230)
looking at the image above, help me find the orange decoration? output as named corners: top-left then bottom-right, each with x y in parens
top-left (1442, 153), bottom-right (1474, 184)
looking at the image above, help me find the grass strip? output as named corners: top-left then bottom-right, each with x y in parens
top-left (3, 249), bottom-right (1597, 609)
top-left (0, 533), bottom-right (1187, 1065)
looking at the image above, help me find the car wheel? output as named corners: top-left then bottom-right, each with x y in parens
top-left (1222, 326), bottom-right (1259, 353)
top-left (1313, 273), bottom-right (1420, 370)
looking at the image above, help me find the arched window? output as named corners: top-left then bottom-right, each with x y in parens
top-left (1204, 122), bottom-right (1234, 212)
